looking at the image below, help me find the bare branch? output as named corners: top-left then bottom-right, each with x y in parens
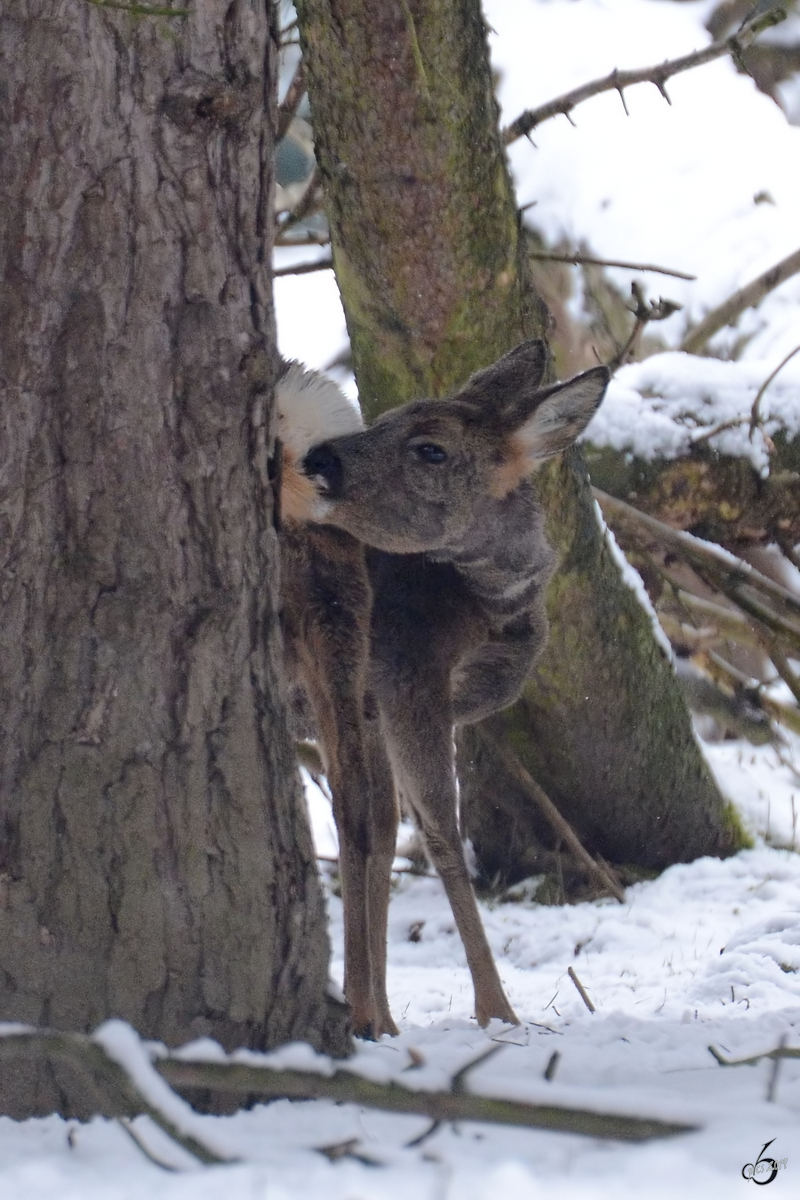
top-left (709, 1041), bottom-right (800, 1068)
top-left (84, 0), bottom-right (189, 13)
top-left (0, 1029), bottom-right (229, 1165)
top-left (0, 1025), bottom-right (696, 1141)
top-left (672, 657), bottom-right (776, 746)
top-left (528, 250), bottom-right (696, 281)
top-left (681, 247), bottom-right (800, 354)
top-left (274, 232), bottom-right (331, 248)
top-left (275, 165), bottom-right (323, 232)
top-left (767, 642), bottom-right (800, 707)
top-left (671, 588), bottom-right (752, 635)
top-left (156, 1052), bottom-right (696, 1142)
top-left (273, 255), bottom-right (333, 277)
top-left (750, 343), bottom-right (800, 435)
top-left (278, 60), bottom-right (306, 141)
top-left (593, 489), bottom-right (800, 629)
top-left (606, 282), bottom-right (681, 372)
top-left (761, 692), bottom-right (800, 737)
top-left (477, 728), bottom-right (626, 902)
top-left (502, 6), bottom-right (787, 145)
top-left (280, 16), bottom-right (299, 42)
top-left (116, 1119), bottom-right (181, 1172)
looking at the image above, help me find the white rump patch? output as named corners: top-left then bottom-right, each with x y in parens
top-left (276, 362), bottom-right (363, 460)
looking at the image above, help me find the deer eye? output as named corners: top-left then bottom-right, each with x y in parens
top-left (414, 442), bottom-right (448, 465)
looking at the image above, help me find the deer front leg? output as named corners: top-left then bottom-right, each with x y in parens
top-left (295, 529), bottom-right (395, 1038)
top-left (303, 650), bottom-right (378, 1038)
top-left (363, 701), bottom-right (400, 1036)
top-left (379, 681), bottom-right (519, 1028)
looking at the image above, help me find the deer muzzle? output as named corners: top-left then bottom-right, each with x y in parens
top-left (303, 441), bottom-right (344, 499)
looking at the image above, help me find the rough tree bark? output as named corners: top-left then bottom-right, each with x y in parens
top-left (295, 0), bottom-right (746, 889)
top-left (0, 0), bottom-right (348, 1117)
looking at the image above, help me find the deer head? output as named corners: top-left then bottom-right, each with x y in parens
top-left (302, 340), bottom-right (609, 554)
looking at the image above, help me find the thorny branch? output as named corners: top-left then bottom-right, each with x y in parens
top-left (502, 5), bottom-right (788, 144)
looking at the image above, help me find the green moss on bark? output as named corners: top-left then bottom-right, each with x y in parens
top-left (296, 0), bottom-right (746, 887)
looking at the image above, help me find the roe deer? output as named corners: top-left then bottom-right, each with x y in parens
top-left (278, 340), bottom-right (609, 1037)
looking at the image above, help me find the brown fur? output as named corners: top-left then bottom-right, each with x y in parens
top-left (280, 341), bottom-right (609, 1037)
top-left (279, 446), bottom-right (322, 523)
top-left (488, 432), bottom-right (535, 499)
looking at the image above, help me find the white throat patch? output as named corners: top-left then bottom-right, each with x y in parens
top-left (276, 362), bottom-right (363, 459)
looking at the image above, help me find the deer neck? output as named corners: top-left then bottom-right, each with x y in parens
top-left (429, 481), bottom-right (554, 626)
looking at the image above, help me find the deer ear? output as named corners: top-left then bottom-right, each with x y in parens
top-left (460, 339), bottom-right (549, 405)
top-left (515, 366), bottom-right (609, 462)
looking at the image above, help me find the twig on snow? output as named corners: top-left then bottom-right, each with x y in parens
top-left (544, 1051), bottom-right (561, 1081)
top-left (567, 967), bottom-right (596, 1014)
top-left (708, 1039), bottom-right (800, 1067)
top-left (502, 5), bottom-right (787, 144)
top-left (450, 1044), bottom-right (505, 1094)
top-left (766, 1034), bottom-right (788, 1102)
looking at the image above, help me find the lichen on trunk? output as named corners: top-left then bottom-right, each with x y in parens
top-left (296, 0), bottom-right (745, 890)
top-left (296, 0), bottom-right (547, 411)
top-left (0, 0), bottom-right (348, 1118)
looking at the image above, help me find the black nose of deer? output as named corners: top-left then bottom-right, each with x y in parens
top-left (303, 441), bottom-right (344, 498)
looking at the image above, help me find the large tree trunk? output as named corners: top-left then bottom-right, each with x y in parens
top-left (295, 0), bottom-right (746, 888)
top-left (0, 0), bottom-right (348, 1117)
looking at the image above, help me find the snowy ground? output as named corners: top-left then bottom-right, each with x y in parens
top-left (1, 768), bottom-right (799, 1199)
top-left (4, 0), bottom-right (800, 1195)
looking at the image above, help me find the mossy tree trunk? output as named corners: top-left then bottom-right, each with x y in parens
top-left (0, 0), bottom-right (348, 1117)
top-left (296, 0), bottom-right (746, 887)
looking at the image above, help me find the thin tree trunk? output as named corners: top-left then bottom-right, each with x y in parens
top-left (295, 0), bottom-right (745, 886)
top-left (0, 0), bottom-right (348, 1117)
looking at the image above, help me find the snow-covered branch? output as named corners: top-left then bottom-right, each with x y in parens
top-left (0, 1024), bottom-right (698, 1144)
